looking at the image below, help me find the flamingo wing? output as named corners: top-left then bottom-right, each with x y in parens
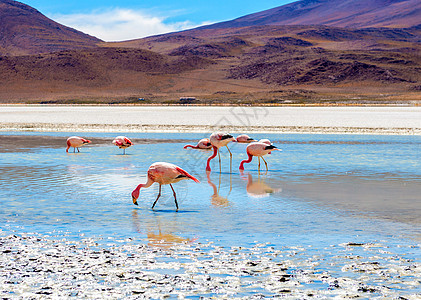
top-left (124, 137), bottom-right (132, 145)
top-left (175, 167), bottom-right (200, 183)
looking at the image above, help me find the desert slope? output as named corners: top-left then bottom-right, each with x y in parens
top-left (0, 0), bottom-right (101, 55)
top-left (204, 0), bottom-right (421, 29)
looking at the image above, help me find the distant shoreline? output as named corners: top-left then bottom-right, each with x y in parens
top-left (1, 105), bottom-right (420, 135)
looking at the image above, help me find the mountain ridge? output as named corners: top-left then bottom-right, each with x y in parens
top-left (0, 0), bottom-right (101, 55)
top-left (202, 0), bottom-right (421, 30)
top-left (0, 0), bottom-right (420, 103)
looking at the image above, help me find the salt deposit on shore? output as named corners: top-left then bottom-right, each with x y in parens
top-left (1, 231), bottom-right (420, 299)
top-left (1, 105), bottom-right (421, 134)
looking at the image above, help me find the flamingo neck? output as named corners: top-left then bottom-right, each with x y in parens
top-left (206, 146), bottom-right (218, 171)
top-left (239, 153), bottom-right (253, 170)
top-left (136, 176), bottom-right (154, 191)
top-left (184, 144), bottom-right (198, 149)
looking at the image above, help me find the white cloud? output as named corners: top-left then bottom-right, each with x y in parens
top-left (52, 8), bottom-right (209, 42)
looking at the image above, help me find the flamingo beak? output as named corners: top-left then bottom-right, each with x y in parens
top-left (132, 196), bottom-right (138, 205)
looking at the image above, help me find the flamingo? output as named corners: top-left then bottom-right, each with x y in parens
top-left (206, 132), bottom-right (235, 172)
top-left (258, 138), bottom-right (272, 145)
top-left (239, 142), bottom-right (281, 172)
top-left (112, 136), bottom-right (133, 154)
top-left (66, 136), bottom-right (91, 153)
top-left (235, 134), bottom-right (256, 143)
top-left (259, 138), bottom-right (274, 154)
top-left (131, 162), bottom-right (200, 211)
top-left (183, 138), bottom-right (212, 150)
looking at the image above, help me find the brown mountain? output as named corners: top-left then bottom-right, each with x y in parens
top-left (0, 0), bottom-right (101, 55)
top-left (204, 0), bottom-right (421, 29)
top-left (0, 0), bottom-right (420, 103)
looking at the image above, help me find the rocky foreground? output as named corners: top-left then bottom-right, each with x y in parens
top-left (1, 231), bottom-right (420, 299)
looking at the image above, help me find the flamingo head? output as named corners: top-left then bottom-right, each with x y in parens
top-left (82, 139), bottom-right (91, 145)
top-left (131, 186), bottom-right (141, 205)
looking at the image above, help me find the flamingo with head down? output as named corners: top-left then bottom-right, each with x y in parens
top-left (112, 136), bottom-right (133, 154)
top-left (206, 132), bottom-right (235, 172)
top-left (183, 138), bottom-right (212, 150)
top-left (259, 138), bottom-right (275, 154)
top-left (235, 134), bottom-right (256, 143)
top-left (131, 162), bottom-right (199, 211)
top-left (239, 142), bottom-right (281, 172)
top-left (258, 138), bottom-right (272, 146)
top-left (66, 136), bottom-right (91, 153)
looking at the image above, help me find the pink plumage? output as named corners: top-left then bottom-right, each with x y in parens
top-left (235, 134), bottom-right (255, 143)
top-left (66, 136), bottom-right (91, 153)
top-left (239, 142), bottom-right (281, 171)
top-left (206, 132), bottom-right (235, 172)
top-left (112, 136), bottom-right (133, 154)
top-left (131, 162), bottom-right (199, 210)
top-left (183, 138), bottom-right (212, 149)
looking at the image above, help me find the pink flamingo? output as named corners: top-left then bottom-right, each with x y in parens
top-left (259, 138), bottom-right (274, 154)
top-left (239, 142), bottom-right (281, 172)
top-left (112, 136), bottom-right (133, 154)
top-left (235, 134), bottom-right (256, 143)
top-left (66, 136), bottom-right (91, 153)
top-left (206, 132), bottom-right (235, 172)
top-left (258, 138), bottom-right (272, 145)
top-left (183, 138), bottom-right (212, 150)
top-left (131, 162), bottom-right (200, 211)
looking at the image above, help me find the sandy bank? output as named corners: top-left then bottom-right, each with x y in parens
top-left (1, 105), bottom-right (421, 134)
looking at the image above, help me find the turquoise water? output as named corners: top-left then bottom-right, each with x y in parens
top-left (1, 132), bottom-right (421, 297)
top-left (1, 132), bottom-right (420, 246)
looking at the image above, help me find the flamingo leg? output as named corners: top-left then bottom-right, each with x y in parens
top-left (123, 148), bottom-right (126, 155)
top-left (73, 147), bottom-right (76, 153)
top-left (262, 156), bottom-right (268, 172)
top-left (228, 173), bottom-right (232, 196)
top-left (152, 184), bottom-right (162, 209)
top-left (226, 146), bottom-right (232, 173)
top-left (218, 151), bottom-right (221, 173)
top-left (170, 184), bottom-right (178, 211)
top-left (77, 148), bottom-right (80, 153)
top-left (258, 157), bottom-right (261, 171)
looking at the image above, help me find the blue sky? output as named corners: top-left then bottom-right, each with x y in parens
top-left (22, 0), bottom-right (295, 41)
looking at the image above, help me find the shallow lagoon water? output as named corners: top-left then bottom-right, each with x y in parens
top-left (1, 132), bottom-right (420, 298)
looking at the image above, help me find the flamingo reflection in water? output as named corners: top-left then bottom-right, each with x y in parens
top-left (241, 171), bottom-right (282, 198)
top-left (132, 210), bottom-right (197, 248)
top-left (207, 172), bottom-right (232, 207)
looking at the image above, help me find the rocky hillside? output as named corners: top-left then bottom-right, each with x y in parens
top-left (203, 0), bottom-right (421, 29)
top-left (0, 0), bottom-right (101, 55)
top-left (0, 0), bottom-right (420, 103)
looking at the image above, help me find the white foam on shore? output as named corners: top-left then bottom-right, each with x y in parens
top-left (1, 105), bottom-right (421, 135)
